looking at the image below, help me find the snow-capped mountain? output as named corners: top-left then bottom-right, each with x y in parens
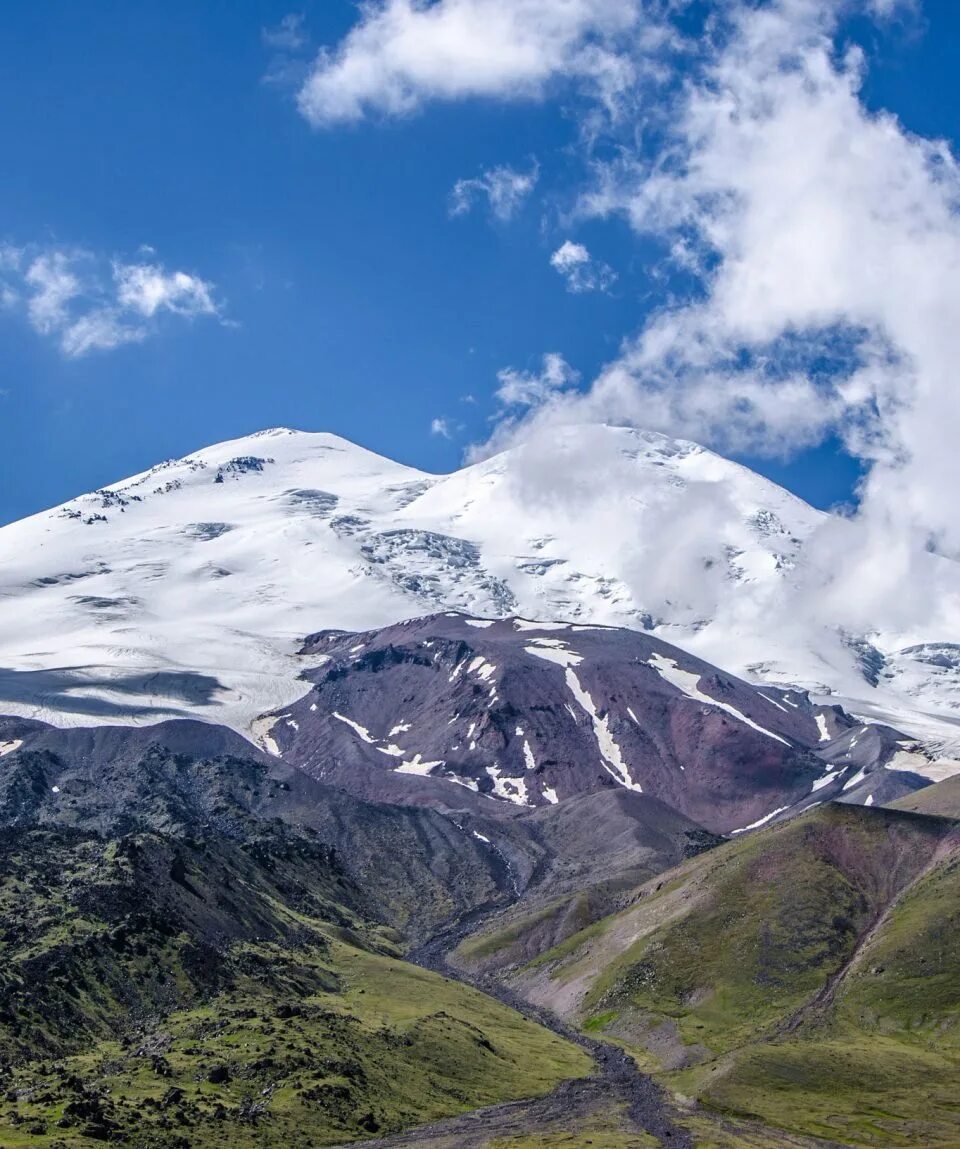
top-left (0, 423), bottom-right (958, 762)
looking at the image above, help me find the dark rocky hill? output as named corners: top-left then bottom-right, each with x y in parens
top-left (260, 613), bottom-right (930, 834)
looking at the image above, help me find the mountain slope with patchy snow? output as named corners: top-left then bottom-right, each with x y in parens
top-left (258, 613), bottom-right (936, 834)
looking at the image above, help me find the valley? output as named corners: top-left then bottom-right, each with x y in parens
top-left (0, 428), bottom-right (958, 1147)
top-left (8, 0), bottom-right (960, 1142)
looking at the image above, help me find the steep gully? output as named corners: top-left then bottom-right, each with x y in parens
top-left (328, 810), bottom-right (859, 1149)
top-left (337, 890), bottom-right (695, 1148)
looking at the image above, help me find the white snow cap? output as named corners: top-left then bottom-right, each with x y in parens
top-left (0, 422), bottom-right (956, 768)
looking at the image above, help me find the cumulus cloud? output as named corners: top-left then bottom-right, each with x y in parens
top-left (0, 244), bottom-right (222, 358)
top-left (285, 0), bottom-right (960, 650)
top-left (450, 162), bottom-right (539, 221)
top-left (550, 239), bottom-right (616, 292)
top-left (564, 2), bottom-right (944, 467)
top-left (430, 416), bottom-right (453, 437)
top-left (296, 0), bottom-right (642, 126)
top-left (451, 0), bottom-right (960, 653)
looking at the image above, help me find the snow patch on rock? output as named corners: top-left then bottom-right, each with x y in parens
top-left (647, 653), bottom-right (790, 746)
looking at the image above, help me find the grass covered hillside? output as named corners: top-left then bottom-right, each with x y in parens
top-left (889, 773), bottom-right (960, 819)
top-left (459, 803), bottom-right (960, 1148)
top-left (0, 825), bottom-right (590, 1146)
top-left (0, 719), bottom-right (831, 1149)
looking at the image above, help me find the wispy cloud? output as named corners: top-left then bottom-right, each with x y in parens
top-left (262, 12), bottom-right (312, 87)
top-left (24, 252), bottom-right (82, 337)
top-left (0, 243), bottom-right (223, 358)
top-left (495, 352), bottom-right (579, 409)
top-left (114, 263), bottom-right (218, 318)
top-left (430, 416), bottom-right (453, 438)
top-left (262, 13), bottom-right (307, 52)
top-left (450, 162), bottom-right (539, 222)
top-left (468, 353), bottom-right (580, 462)
top-left (549, 240), bottom-right (616, 293)
top-left (296, 0), bottom-right (642, 127)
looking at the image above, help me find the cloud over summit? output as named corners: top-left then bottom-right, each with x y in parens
top-left (383, 0), bottom-right (960, 640)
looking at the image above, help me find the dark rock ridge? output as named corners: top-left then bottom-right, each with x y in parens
top-left (0, 716), bottom-right (507, 942)
top-left (0, 715), bottom-right (716, 942)
top-left (261, 612), bottom-right (927, 835)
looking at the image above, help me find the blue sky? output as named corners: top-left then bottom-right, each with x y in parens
top-left (1, 1), bottom-right (958, 524)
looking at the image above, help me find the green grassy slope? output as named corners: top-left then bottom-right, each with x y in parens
top-left (473, 804), bottom-right (960, 1148)
top-left (0, 826), bottom-right (590, 1148)
top-left (889, 772), bottom-right (960, 819)
top-left (708, 824), bottom-right (960, 1147)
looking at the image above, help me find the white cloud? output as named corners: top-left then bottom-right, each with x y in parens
top-left (590, 1), bottom-right (960, 600)
top-left (0, 244), bottom-right (222, 358)
top-left (114, 263), bottom-right (218, 318)
top-left (0, 243), bottom-right (23, 304)
top-left (471, 0), bottom-right (960, 644)
top-left (549, 239), bottom-right (616, 292)
top-left (296, 0), bottom-right (641, 126)
top-left (470, 353), bottom-right (580, 462)
top-left (495, 352), bottom-right (579, 408)
top-left (24, 253), bottom-right (83, 335)
top-left (59, 311), bottom-right (147, 358)
top-left (867, 0), bottom-right (916, 14)
top-left (450, 162), bottom-right (539, 221)
top-left (550, 239), bottom-right (590, 271)
top-left (431, 416), bottom-right (453, 437)
top-left (281, 0), bottom-right (960, 647)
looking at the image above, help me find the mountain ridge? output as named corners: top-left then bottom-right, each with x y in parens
top-left (257, 611), bottom-right (937, 833)
top-left (1, 422), bottom-right (959, 765)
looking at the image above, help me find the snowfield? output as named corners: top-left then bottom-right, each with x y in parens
top-left (0, 423), bottom-right (959, 764)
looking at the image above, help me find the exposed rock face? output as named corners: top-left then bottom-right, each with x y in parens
top-left (258, 613), bottom-right (928, 835)
top-left (0, 713), bottom-right (719, 940)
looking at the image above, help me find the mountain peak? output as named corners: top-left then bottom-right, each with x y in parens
top-left (0, 424), bottom-right (956, 756)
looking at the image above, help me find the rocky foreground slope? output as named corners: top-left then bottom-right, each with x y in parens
top-left (1, 709), bottom-right (958, 1146)
top-left (0, 721), bottom-right (596, 1148)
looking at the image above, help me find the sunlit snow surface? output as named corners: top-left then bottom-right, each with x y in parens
top-left (1, 423), bottom-right (959, 758)
top-left (646, 652), bottom-right (790, 747)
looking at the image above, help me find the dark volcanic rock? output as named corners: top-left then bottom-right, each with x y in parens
top-left (261, 612), bottom-right (895, 835)
top-left (0, 713), bottom-right (723, 941)
top-left (0, 718), bottom-right (511, 941)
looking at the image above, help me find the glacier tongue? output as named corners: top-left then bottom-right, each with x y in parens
top-left (0, 422), bottom-right (958, 756)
